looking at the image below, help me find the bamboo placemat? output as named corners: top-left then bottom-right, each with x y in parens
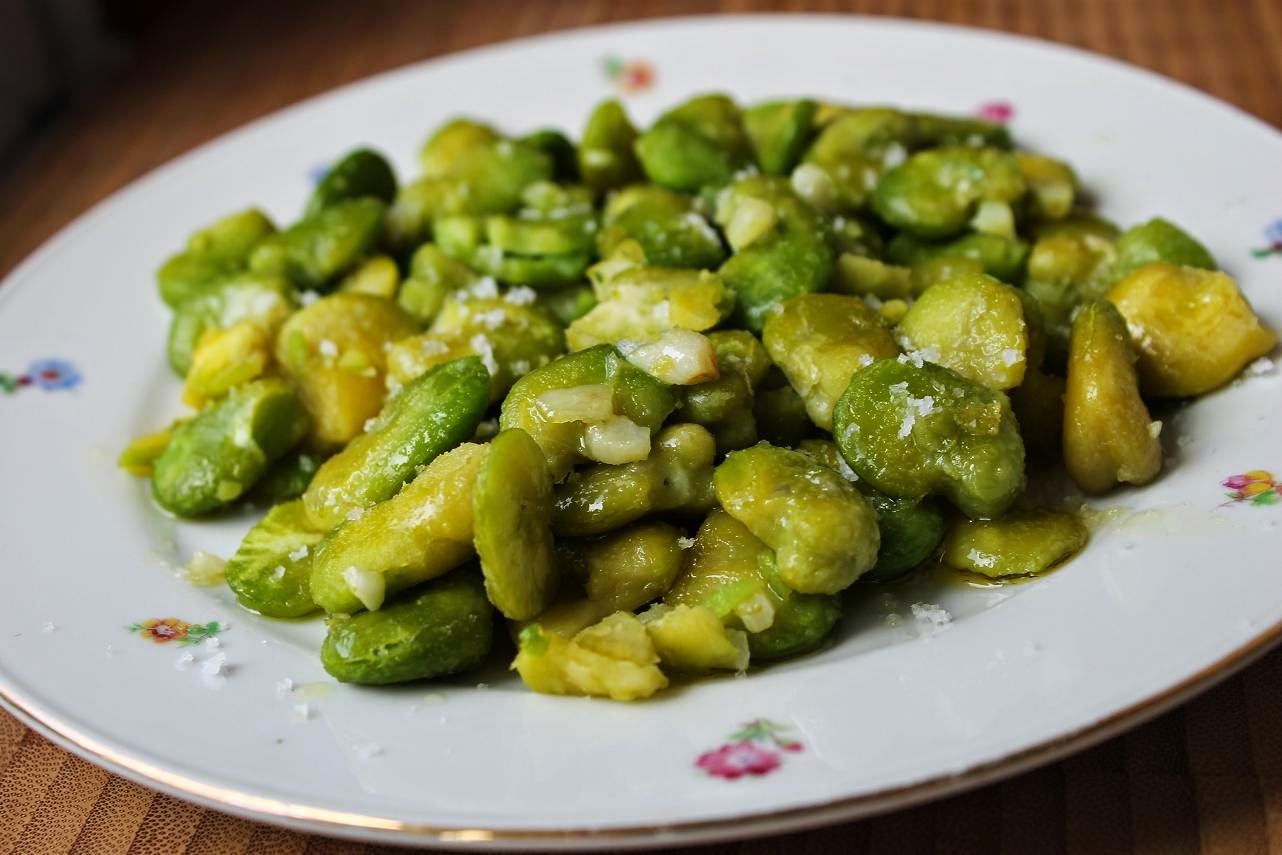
top-left (2, 1), bottom-right (1280, 852)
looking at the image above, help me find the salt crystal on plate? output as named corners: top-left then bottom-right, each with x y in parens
top-left (40, 622), bottom-right (56, 634)
top-left (910, 602), bottom-right (952, 632)
top-left (275, 678), bottom-right (295, 699)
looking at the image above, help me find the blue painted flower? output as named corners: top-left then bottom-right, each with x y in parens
top-left (25, 358), bottom-right (81, 391)
top-left (1265, 219), bottom-right (1282, 247)
top-left (307, 162), bottom-right (330, 185)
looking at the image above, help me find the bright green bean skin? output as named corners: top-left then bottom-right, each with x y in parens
top-left (249, 197), bottom-right (386, 291)
top-left (157, 208), bottom-right (277, 308)
top-left (833, 359), bottom-right (1025, 520)
top-left (151, 378), bottom-right (310, 517)
top-left (320, 571), bottom-right (494, 685)
top-left (305, 148), bottom-right (397, 218)
top-left (225, 499), bottom-right (326, 617)
top-left (302, 356), bottom-right (490, 530)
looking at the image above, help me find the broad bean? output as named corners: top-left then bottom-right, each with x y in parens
top-left (762, 293), bottom-right (899, 430)
top-left (302, 356), bottom-right (489, 530)
top-left (714, 443), bottom-right (880, 594)
top-left (833, 359), bottom-right (1025, 519)
top-left (152, 378), bottom-right (309, 516)
top-left (321, 570), bottom-right (494, 685)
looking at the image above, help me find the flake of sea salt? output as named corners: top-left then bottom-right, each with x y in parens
top-left (910, 602), bottom-right (952, 632)
top-left (677, 536), bottom-right (696, 549)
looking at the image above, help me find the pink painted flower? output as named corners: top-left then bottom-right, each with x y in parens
top-left (1222, 473), bottom-right (1254, 491)
top-left (975, 101), bottom-right (1014, 124)
top-left (696, 741), bottom-right (781, 779)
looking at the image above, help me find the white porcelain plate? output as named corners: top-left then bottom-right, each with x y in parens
top-left (2, 14), bottom-right (1280, 850)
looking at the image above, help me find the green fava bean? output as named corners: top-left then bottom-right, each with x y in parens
top-left (157, 208), bottom-right (277, 308)
top-left (1062, 300), bottom-right (1162, 494)
top-left (714, 443), bottom-right (880, 595)
top-left (872, 146), bottom-right (1026, 239)
top-left (831, 255), bottom-right (916, 302)
top-left (386, 295), bottom-right (566, 403)
top-left (1016, 153), bottom-right (1077, 221)
top-left (249, 450), bottom-right (325, 504)
top-left (249, 197), bottom-right (386, 291)
top-left (942, 509), bottom-right (1088, 578)
top-left (519, 129), bottom-right (579, 181)
top-left (152, 378), bottom-right (309, 517)
top-left (167, 273), bottom-right (295, 376)
top-left (833, 359), bottom-right (1026, 519)
top-left (635, 94), bottom-right (753, 192)
top-left (665, 510), bottom-right (840, 661)
top-left (678, 330), bottom-right (771, 452)
top-left (419, 119), bottom-right (500, 176)
top-left (539, 283), bottom-right (598, 325)
top-left (396, 243), bottom-right (477, 324)
top-left (797, 108), bottom-right (915, 212)
top-left (753, 371), bottom-right (816, 447)
top-left (796, 439), bottom-right (946, 583)
top-left (225, 500), bottom-right (326, 617)
top-left (744, 99), bottom-right (817, 176)
top-left (553, 423), bottom-right (716, 537)
top-left (598, 186), bottom-right (725, 269)
top-left (578, 99), bottom-right (643, 195)
top-left (529, 521), bottom-right (685, 638)
top-left (898, 272), bottom-right (1029, 391)
top-left (473, 428), bottom-right (559, 621)
top-left (321, 570), bottom-right (494, 685)
top-left (302, 356), bottom-right (489, 530)
top-left (305, 148), bottom-right (397, 218)
top-left (498, 345), bottom-right (677, 480)
top-left (885, 232), bottom-right (1029, 283)
top-left (1023, 215), bottom-right (1120, 361)
top-left (716, 177), bottom-right (835, 332)
top-left (434, 213), bottom-right (593, 288)
top-left (388, 138), bottom-right (554, 250)
top-left (907, 111), bottom-right (1012, 149)
top-left (1111, 217), bottom-right (1216, 283)
top-left (311, 443), bottom-right (484, 615)
top-left (763, 293), bottom-right (900, 431)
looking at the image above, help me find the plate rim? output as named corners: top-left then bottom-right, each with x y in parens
top-left (2, 11), bottom-right (1281, 849)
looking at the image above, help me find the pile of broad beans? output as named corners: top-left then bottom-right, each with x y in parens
top-left (122, 94), bottom-right (1276, 700)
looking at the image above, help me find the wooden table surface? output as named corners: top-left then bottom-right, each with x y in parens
top-left (2, 1), bottom-right (1281, 852)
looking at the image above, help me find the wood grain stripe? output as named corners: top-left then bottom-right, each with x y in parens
top-left (0, 733), bottom-right (69, 853)
top-left (9, 753), bottom-right (109, 854)
top-left (69, 776), bottom-right (158, 855)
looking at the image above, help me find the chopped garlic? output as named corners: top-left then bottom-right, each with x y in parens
top-left (734, 592), bottom-right (776, 633)
top-left (583, 415), bottom-right (651, 464)
top-left (342, 566), bottom-right (386, 612)
top-left (621, 329), bottom-right (719, 385)
top-left (535, 384), bottom-right (614, 423)
top-left (183, 551), bottom-right (227, 587)
top-left (724, 196), bottom-right (777, 250)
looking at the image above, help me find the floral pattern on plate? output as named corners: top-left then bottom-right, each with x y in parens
top-left (603, 55), bottom-right (655, 94)
top-left (1250, 219), bottom-right (1282, 259)
top-left (975, 100), bottom-right (1014, 123)
top-left (1222, 470), bottom-right (1281, 507)
top-left (696, 719), bottom-right (803, 780)
top-left (0, 358), bottom-right (81, 394)
top-left (127, 618), bottom-right (226, 646)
